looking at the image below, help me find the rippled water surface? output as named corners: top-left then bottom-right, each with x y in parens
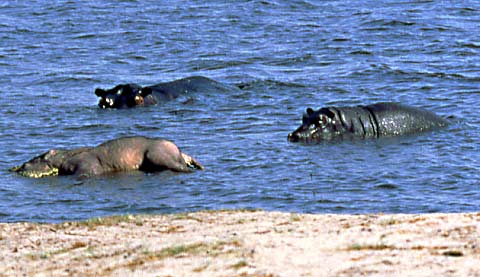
top-left (1, 1), bottom-right (479, 222)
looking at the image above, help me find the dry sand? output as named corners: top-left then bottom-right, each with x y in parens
top-left (1, 210), bottom-right (479, 276)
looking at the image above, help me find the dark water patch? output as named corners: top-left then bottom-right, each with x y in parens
top-left (128, 55), bottom-right (148, 61)
top-left (350, 50), bottom-right (373, 55)
top-left (332, 37), bottom-right (351, 42)
top-left (374, 184), bottom-right (398, 190)
top-left (71, 33), bottom-right (103, 39)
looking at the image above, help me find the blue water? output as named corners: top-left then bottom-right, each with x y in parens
top-left (1, 1), bottom-right (479, 222)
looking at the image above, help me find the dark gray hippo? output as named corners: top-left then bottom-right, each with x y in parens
top-left (95, 76), bottom-right (234, 109)
top-left (288, 102), bottom-right (448, 143)
top-left (10, 136), bottom-right (203, 178)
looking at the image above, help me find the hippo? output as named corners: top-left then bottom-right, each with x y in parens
top-left (10, 136), bottom-right (203, 178)
top-left (95, 76), bottom-right (233, 109)
top-left (287, 102), bottom-right (448, 143)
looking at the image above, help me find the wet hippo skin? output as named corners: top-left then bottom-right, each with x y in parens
top-left (95, 76), bottom-right (233, 109)
top-left (11, 136), bottom-right (203, 178)
top-left (288, 102), bottom-right (448, 143)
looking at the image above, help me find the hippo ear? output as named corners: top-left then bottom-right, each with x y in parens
top-left (306, 108), bottom-right (314, 116)
top-left (95, 88), bottom-right (106, 97)
top-left (45, 149), bottom-right (57, 159)
top-left (140, 87), bottom-right (152, 97)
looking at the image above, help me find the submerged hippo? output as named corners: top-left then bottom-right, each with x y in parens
top-left (10, 136), bottom-right (203, 178)
top-left (95, 76), bottom-right (233, 109)
top-left (288, 102), bottom-right (448, 143)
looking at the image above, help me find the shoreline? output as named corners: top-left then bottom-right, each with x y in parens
top-left (1, 210), bottom-right (479, 276)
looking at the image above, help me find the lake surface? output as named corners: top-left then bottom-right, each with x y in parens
top-left (1, 0), bottom-right (479, 222)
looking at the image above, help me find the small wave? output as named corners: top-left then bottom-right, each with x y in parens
top-left (71, 31), bottom-right (135, 40)
top-left (263, 53), bottom-right (318, 67)
top-left (189, 59), bottom-right (254, 71)
top-left (132, 124), bottom-right (163, 131)
top-left (72, 33), bottom-right (96, 39)
top-left (236, 78), bottom-right (307, 90)
top-left (64, 123), bottom-right (114, 131)
top-left (30, 75), bottom-right (101, 86)
top-left (458, 42), bottom-right (480, 49)
top-left (349, 64), bottom-right (475, 82)
top-left (420, 26), bottom-right (450, 32)
top-left (363, 19), bottom-right (416, 27)
top-left (413, 71), bottom-right (471, 80)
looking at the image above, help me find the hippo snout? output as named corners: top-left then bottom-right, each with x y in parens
top-left (287, 132), bottom-right (300, 142)
top-left (10, 162), bottom-right (59, 178)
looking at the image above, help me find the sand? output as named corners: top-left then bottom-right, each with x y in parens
top-left (1, 210), bottom-right (479, 276)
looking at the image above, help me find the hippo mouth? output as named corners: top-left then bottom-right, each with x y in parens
top-left (10, 165), bottom-right (59, 178)
top-left (288, 128), bottom-right (323, 143)
top-left (181, 153), bottom-right (204, 170)
top-left (288, 128), bottom-right (341, 143)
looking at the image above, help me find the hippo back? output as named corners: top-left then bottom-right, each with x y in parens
top-left (147, 76), bottom-right (234, 101)
top-left (366, 102), bottom-right (448, 137)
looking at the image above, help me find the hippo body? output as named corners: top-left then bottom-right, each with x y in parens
top-left (11, 136), bottom-right (203, 178)
top-left (288, 102), bottom-right (448, 143)
top-left (95, 76), bottom-right (232, 109)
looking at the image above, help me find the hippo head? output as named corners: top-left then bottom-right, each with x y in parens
top-left (288, 107), bottom-right (345, 143)
top-left (10, 149), bottom-right (67, 178)
top-left (95, 84), bottom-right (154, 109)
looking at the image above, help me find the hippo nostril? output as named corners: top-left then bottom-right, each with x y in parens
top-left (10, 165), bottom-right (21, 172)
top-left (135, 95), bottom-right (144, 105)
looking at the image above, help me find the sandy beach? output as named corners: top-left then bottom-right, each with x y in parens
top-left (1, 210), bottom-right (479, 276)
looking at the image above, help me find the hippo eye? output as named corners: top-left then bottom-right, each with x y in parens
top-left (318, 108), bottom-right (335, 119)
top-left (318, 114), bottom-right (330, 125)
top-left (117, 88), bottom-right (123, 95)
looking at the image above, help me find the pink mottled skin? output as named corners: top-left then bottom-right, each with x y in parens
top-left (12, 136), bottom-right (203, 178)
